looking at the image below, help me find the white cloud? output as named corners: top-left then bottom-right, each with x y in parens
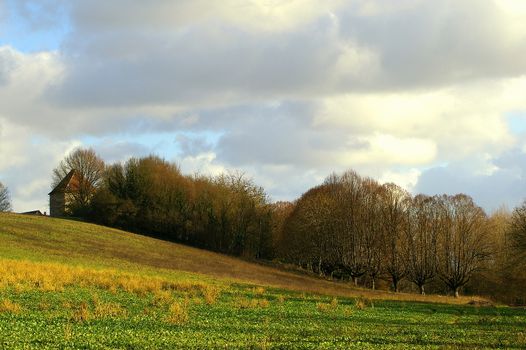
top-left (379, 168), bottom-right (421, 192)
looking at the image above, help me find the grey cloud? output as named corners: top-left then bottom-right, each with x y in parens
top-left (414, 150), bottom-right (526, 212)
top-left (176, 134), bottom-right (214, 157)
top-left (41, 0), bottom-right (526, 110)
top-left (51, 16), bottom-right (357, 108)
top-left (175, 101), bottom-right (369, 168)
top-left (338, 0), bottom-right (526, 90)
top-left (93, 140), bottom-right (152, 164)
top-left (0, 47), bottom-right (19, 85)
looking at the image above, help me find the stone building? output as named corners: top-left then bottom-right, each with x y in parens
top-left (48, 169), bottom-right (81, 217)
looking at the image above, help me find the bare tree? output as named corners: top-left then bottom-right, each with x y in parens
top-left (507, 201), bottom-right (526, 262)
top-left (437, 194), bottom-right (490, 297)
top-left (381, 183), bottom-right (411, 292)
top-left (405, 195), bottom-right (439, 295)
top-left (328, 171), bottom-right (368, 286)
top-left (0, 182), bottom-right (12, 212)
top-left (52, 148), bottom-right (105, 210)
top-left (362, 177), bottom-right (384, 290)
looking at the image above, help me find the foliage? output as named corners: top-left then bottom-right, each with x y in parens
top-left (52, 148), bottom-right (105, 215)
top-left (84, 156), bottom-right (273, 259)
top-left (278, 171), bottom-right (491, 297)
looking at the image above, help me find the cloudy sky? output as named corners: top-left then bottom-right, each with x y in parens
top-left (1, 0), bottom-right (526, 213)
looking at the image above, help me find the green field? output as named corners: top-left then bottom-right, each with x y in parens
top-left (0, 213), bottom-right (524, 349)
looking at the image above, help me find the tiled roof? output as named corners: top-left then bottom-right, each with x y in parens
top-left (48, 169), bottom-right (80, 195)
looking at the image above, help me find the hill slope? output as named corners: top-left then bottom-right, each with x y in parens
top-left (0, 213), bottom-right (479, 303)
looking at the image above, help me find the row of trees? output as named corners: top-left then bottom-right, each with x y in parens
top-left (55, 149), bottom-right (273, 258)
top-left (53, 148), bottom-right (526, 302)
top-left (0, 182), bottom-right (11, 212)
top-left (275, 171), bottom-right (490, 297)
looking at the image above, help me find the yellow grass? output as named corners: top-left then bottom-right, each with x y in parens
top-left (354, 296), bottom-right (374, 310)
top-left (202, 285), bottom-right (222, 305)
top-left (233, 296), bottom-right (270, 309)
top-left (316, 297), bottom-right (339, 313)
top-left (94, 302), bottom-right (127, 319)
top-left (0, 299), bottom-right (21, 314)
top-left (72, 302), bottom-right (90, 323)
top-left (0, 259), bottom-right (209, 296)
top-left (165, 301), bottom-right (189, 325)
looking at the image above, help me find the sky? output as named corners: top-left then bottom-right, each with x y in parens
top-left (0, 0), bottom-right (526, 213)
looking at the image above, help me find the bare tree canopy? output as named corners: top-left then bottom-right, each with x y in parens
top-left (437, 194), bottom-right (491, 297)
top-left (0, 182), bottom-right (12, 212)
top-left (508, 201), bottom-right (526, 264)
top-left (52, 148), bottom-right (105, 211)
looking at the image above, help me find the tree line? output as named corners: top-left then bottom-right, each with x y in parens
top-left (54, 149), bottom-right (272, 258)
top-left (275, 171), bottom-right (490, 297)
top-left (47, 148), bottom-right (526, 302)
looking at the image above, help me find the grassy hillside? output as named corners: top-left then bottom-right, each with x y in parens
top-left (1, 213), bottom-right (525, 349)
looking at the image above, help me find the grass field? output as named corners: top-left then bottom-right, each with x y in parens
top-left (0, 213), bottom-right (524, 349)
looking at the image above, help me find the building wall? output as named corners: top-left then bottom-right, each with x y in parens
top-left (49, 192), bottom-right (66, 217)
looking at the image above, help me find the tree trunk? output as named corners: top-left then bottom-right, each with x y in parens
top-left (353, 277), bottom-right (358, 286)
top-left (419, 284), bottom-right (425, 295)
top-left (318, 257), bottom-right (323, 277)
top-left (371, 278), bottom-right (376, 291)
top-left (454, 287), bottom-right (459, 298)
top-left (393, 279), bottom-right (399, 293)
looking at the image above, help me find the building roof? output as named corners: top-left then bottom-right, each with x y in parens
top-left (48, 169), bottom-right (80, 195)
top-left (21, 210), bottom-right (45, 216)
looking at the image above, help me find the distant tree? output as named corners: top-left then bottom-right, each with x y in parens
top-left (0, 182), bottom-right (12, 212)
top-left (405, 195), bottom-right (439, 295)
top-left (361, 178), bottom-right (384, 290)
top-left (437, 194), bottom-right (490, 297)
top-left (506, 200), bottom-right (526, 268)
top-left (326, 171), bottom-right (368, 286)
top-left (52, 147), bottom-right (105, 213)
top-left (269, 201), bottom-right (295, 259)
top-left (381, 183), bottom-right (410, 292)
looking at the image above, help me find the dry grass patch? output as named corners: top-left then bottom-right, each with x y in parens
top-left (316, 297), bottom-right (339, 313)
top-left (234, 296), bottom-right (270, 309)
top-left (151, 290), bottom-right (174, 307)
top-left (202, 285), bottom-right (222, 305)
top-left (71, 302), bottom-right (90, 323)
top-left (165, 301), bottom-right (189, 325)
top-left (354, 297), bottom-right (373, 310)
top-left (0, 299), bottom-right (21, 314)
top-left (252, 286), bottom-right (266, 295)
top-left (94, 302), bottom-right (127, 319)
